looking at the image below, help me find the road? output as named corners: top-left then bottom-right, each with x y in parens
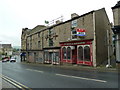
top-left (1, 56), bottom-right (119, 89)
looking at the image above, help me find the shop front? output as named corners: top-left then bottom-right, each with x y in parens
top-left (60, 39), bottom-right (93, 66)
top-left (43, 47), bottom-right (60, 64)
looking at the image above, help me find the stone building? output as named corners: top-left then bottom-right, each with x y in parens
top-left (112, 1), bottom-right (120, 63)
top-left (21, 8), bottom-right (113, 67)
top-left (21, 25), bottom-right (46, 62)
top-left (0, 44), bottom-right (12, 56)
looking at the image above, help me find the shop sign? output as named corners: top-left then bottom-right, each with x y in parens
top-left (64, 42), bottom-right (86, 45)
top-left (44, 50), bottom-right (59, 52)
top-left (76, 29), bottom-right (86, 36)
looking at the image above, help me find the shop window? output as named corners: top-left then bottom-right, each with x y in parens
top-left (78, 46), bottom-right (83, 61)
top-left (48, 52), bottom-right (53, 63)
top-left (84, 46), bottom-right (90, 61)
top-left (62, 47), bottom-right (66, 59)
top-left (44, 51), bottom-right (49, 61)
top-left (67, 47), bottom-right (71, 59)
top-left (52, 52), bottom-right (59, 62)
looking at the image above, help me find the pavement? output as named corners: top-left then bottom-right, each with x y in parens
top-left (21, 62), bottom-right (119, 73)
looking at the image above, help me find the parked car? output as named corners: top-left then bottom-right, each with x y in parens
top-left (10, 58), bottom-right (16, 62)
top-left (2, 57), bottom-right (10, 62)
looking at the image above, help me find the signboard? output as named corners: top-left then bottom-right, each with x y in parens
top-left (76, 29), bottom-right (86, 36)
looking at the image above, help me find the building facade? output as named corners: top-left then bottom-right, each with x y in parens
top-left (21, 8), bottom-right (113, 67)
top-left (112, 1), bottom-right (120, 63)
top-left (0, 44), bottom-right (12, 56)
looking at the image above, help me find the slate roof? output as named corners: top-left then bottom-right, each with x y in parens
top-left (112, 1), bottom-right (120, 9)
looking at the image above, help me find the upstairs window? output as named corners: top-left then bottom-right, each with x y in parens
top-left (71, 20), bottom-right (77, 28)
top-left (38, 41), bottom-right (41, 48)
top-left (38, 32), bottom-right (40, 38)
top-left (49, 38), bottom-right (53, 46)
top-left (71, 29), bottom-right (77, 40)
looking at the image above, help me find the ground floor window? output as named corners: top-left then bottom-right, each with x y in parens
top-left (44, 51), bottom-right (49, 61)
top-left (84, 46), bottom-right (90, 61)
top-left (44, 50), bottom-right (60, 64)
top-left (53, 52), bottom-right (59, 62)
top-left (62, 47), bottom-right (72, 60)
top-left (62, 47), bottom-right (67, 59)
top-left (49, 52), bottom-right (52, 61)
top-left (67, 47), bottom-right (71, 60)
top-left (78, 46), bottom-right (83, 61)
top-left (78, 45), bottom-right (91, 61)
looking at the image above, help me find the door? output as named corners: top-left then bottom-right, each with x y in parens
top-left (72, 46), bottom-right (77, 64)
top-left (53, 52), bottom-right (59, 64)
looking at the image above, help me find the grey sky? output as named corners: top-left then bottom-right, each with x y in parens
top-left (0, 0), bottom-right (118, 46)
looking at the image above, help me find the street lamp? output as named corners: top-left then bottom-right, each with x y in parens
top-left (112, 25), bottom-right (120, 63)
top-left (112, 25), bottom-right (120, 34)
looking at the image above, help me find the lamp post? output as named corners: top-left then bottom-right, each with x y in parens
top-left (112, 26), bottom-right (120, 63)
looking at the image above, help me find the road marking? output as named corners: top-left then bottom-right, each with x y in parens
top-left (26, 69), bottom-right (44, 73)
top-left (1, 75), bottom-right (32, 90)
top-left (2, 76), bottom-right (23, 89)
top-left (56, 74), bottom-right (107, 83)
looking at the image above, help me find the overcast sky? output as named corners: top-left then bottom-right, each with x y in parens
top-left (0, 0), bottom-right (118, 46)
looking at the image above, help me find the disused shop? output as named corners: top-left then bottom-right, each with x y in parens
top-left (60, 39), bottom-right (93, 66)
top-left (43, 47), bottom-right (60, 64)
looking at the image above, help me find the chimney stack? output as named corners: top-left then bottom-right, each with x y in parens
top-left (71, 13), bottom-right (79, 19)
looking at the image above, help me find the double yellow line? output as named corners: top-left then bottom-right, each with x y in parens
top-left (0, 74), bottom-right (32, 90)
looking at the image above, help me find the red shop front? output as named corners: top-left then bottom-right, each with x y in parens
top-left (60, 39), bottom-right (93, 66)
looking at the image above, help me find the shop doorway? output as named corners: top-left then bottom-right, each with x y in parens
top-left (72, 45), bottom-right (77, 64)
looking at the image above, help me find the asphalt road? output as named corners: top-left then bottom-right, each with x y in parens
top-left (1, 57), bottom-right (119, 89)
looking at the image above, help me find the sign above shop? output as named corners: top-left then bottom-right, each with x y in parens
top-left (76, 29), bottom-right (86, 36)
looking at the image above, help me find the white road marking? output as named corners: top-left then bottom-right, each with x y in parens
top-left (26, 69), bottom-right (44, 73)
top-left (56, 73), bottom-right (107, 83)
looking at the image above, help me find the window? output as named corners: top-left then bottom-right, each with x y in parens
top-left (49, 52), bottom-right (53, 61)
top-left (72, 29), bottom-right (77, 34)
top-left (78, 46), bottom-right (83, 61)
top-left (38, 32), bottom-right (40, 38)
top-left (49, 29), bottom-right (54, 35)
top-left (84, 46), bottom-right (90, 61)
top-left (49, 38), bottom-right (53, 46)
top-left (67, 47), bottom-right (71, 59)
top-left (71, 29), bottom-right (77, 40)
top-left (44, 51), bottom-right (49, 61)
top-left (71, 20), bottom-right (77, 28)
top-left (30, 43), bottom-right (32, 49)
top-left (62, 47), bottom-right (66, 59)
top-left (38, 41), bottom-right (41, 48)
